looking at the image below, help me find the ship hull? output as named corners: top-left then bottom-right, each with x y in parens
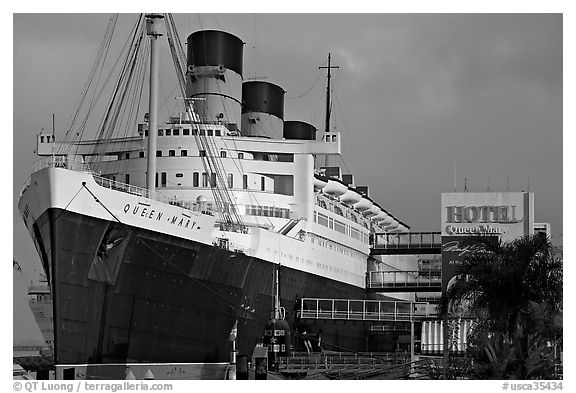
top-left (31, 207), bottom-right (370, 377)
top-left (19, 167), bottom-right (386, 379)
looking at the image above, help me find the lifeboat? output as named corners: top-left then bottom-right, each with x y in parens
top-left (323, 179), bottom-right (347, 196)
top-left (354, 197), bottom-right (373, 212)
top-left (340, 188), bottom-right (362, 204)
top-left (363, 204), bottom-right (381, 217)
top-left (313, 175), bottom-right (328, 190)
top-left (385, 220), bottom-right (400, 230)
top-left (379, 214), bottom-right (394, 225)
top-left (371, 211), bottom-right (390, 223)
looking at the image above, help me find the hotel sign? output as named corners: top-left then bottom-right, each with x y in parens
top-left (444, 205), bottom-right (523, 235)
top-left (441, 192), bottom-right (534, 242)
top-left (441, 192), bottom-right (534, 292)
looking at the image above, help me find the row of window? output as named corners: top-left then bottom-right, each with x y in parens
top-left (243, 205), bottom-right (290, 218)
top-left (117, 171), bottom-right (267, 191)
top-left (316, 194), bottom-right (369, 229)
top-left (39, 135), bottom-right (55, 143)
top-left (310, 233), bottom-right (367, 263)
top-left (120, 150), bottom-right (245, 160)
top-left (144, 128), bottom-right (222, 137)
top-left (314, 210), bottom-right (369, 244)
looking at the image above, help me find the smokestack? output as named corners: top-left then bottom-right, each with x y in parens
top-left (186, 30), bottom-right (244, 129)
top-left (241, 81), bottom-right (285, 138)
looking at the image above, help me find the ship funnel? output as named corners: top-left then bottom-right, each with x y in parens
top-left (283, 121), bottom-right (317, 140)
top-left (186, 30), bottom-right (243, 130)
top-left (241, 81), bottom-right (285, 138)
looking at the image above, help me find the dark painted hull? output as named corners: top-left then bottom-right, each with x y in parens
top-left (32, 208), bottom-right (374, 373)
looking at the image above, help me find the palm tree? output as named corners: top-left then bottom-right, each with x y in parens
top-left (439, 234), bottom-right (562, 379)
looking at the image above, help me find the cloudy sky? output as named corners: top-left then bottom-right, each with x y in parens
top-left (12, 12), bottom-right (563, 344)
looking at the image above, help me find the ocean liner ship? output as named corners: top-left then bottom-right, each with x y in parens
top-left (17, 14), bottom-right (410, 379)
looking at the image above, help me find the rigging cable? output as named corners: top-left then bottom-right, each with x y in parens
top-left (165, 14), bottom-right (244, 230)
top-left (61, 14), bottom-right (118, 150)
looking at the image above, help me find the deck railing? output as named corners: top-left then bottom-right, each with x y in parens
top-left (299, 298), bottom-right (436, 322)
top-left (22, 157), bottom-right (210, 212)
top-left (366, 270), bottom-right (442, 289)
top-left (372, 232), bottom-right (442, 249)
top-left (277, 351), bottom-right (409, 371)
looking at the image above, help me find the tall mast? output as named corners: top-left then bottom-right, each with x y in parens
top-left (145, 14), bottom-right (164, 194)
top-left (319, 53), bottom-right (339, 168)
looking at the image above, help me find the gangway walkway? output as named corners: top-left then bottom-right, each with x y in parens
top-left (371, 232), bottom-right (441, 255)
top-left (366, 270), bottom-right (442, 292)
top-left (299, 298), bottom-right (436, 322)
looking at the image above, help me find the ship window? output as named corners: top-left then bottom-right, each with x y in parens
top-left (199, 130), bottom-right (205, 136)
top-left (243, 175), bottom-right (248, 189)
top-left (125, 174), bottom-right (130, 184)
top-left (169, 150), bottom-right (176, 157)
top-left (156, 150), bottom-right (162, 157)
top-left (125, 153), bottom-right (130, 159)
top-left (228, 174), bottom-right (234, 188)
top-left (112, 175), bottom-right (116, 182)
top-left (40, 136), bottom-right (45, 143)
top-left (199, 150), bottom-right (206, 157)
top-left (193, 172), bottom-right (199, 187)
top-left (210, 173), bottom-right (216, 187)
top-left (207, 130), bottom-right (213, 136)
top-left (202, 173), bottom-right (209, 187)
top-left (145, 130), bottom-right (148, 136)
top-left (183, 129), bottom-right (190, 136)
top-left (176, 173), bottom-right (183, 178)
top-left (161, 172), bottom-right (167, 187)
top-left (215, 130), bottom-right (221, 136)
top-left (350, 228), bottom-right (360, 240)
top-left (139, 151), bottom-right (144, 158)
top-left (238, 153), bottom-right (244, 159)
top-left (158, 130), bottom-right (164, 136)
top-left (317, 213), bottom-right (328, 227)
top-left (165, 129), bottom-right (172, 136)
top-left (334, 220), bottom-right (346, 235)
top-left (192, 129), bottom-right (198, 136)
top-left (220, 151), bottom-right (227, 158)
top-left (261, 177), bottom-right (265, 191)
top-left (173, 129), bottom-right (180, 136)
top-left (155, 173), bottom-right (158, 188)
top-left (181, 150), bottom-right (187, 157)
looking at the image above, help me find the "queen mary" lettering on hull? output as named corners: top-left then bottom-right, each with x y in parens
top-left (123, 203), bottom-right (200, 231)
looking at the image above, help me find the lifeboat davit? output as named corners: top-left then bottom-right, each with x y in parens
top-left (354, 197), bottom-right (373, 212)
top-left (340, 188), bottom-right (362, 204)
top-left (323, 180), bottom-right (347, 196)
